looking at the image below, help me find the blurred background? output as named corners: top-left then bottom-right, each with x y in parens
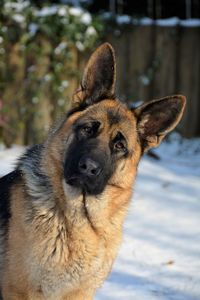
top-left (0, 2), bottom-right (200, 300)
top-left (0, 0), bottom-right (200, 146)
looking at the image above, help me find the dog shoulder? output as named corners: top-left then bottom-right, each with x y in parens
top-left (0, 170), bottom-right (22, 227)
top-left (0, 144), bottom-right (44, 227)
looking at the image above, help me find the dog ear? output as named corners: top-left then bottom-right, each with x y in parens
top-left (72, 43), bottom-right (116, 109)
top-left (133, 95), bottom-right (186, 152)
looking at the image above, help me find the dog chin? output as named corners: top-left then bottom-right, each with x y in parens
top-left (62, 179), bottom-right (82, 199)
top-left (64, 176), bottom-right (105, 196)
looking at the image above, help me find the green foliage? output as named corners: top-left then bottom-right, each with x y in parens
top-left (0, 0), bottom-right (104, 144)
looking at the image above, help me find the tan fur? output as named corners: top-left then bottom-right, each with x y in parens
top-left (1, 43), bottom-right (185, 300)
top-left (2, 101), bottom-right (140, 300)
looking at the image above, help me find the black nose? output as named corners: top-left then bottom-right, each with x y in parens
top-left (78, 157), bottom-right (101, 177)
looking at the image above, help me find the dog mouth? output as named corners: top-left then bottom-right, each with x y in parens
top-left (66, 176), bottom-right (83, 186)
top-left (65, 175), bottom-right (105, 195)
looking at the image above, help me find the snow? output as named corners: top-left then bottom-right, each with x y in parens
top-left (58, 7), bottom-right (67, 17)
top-left (179, 19), bottom-right (200, 27)
top-left (139, 75), bottom-right (151, 86)
top-left (0, 145), bottom-right (25, 176)
top-left (54, 42), bottom-right (68, 55)
top-left (4, 2), bottom-right (200, 28)
top-left (113, 15), bottom-right (200, 27)
top-left (35, 6), bottom-right (58, 17)
top-left (0, 135), bottom-right (200, 300)
top-left (75, 40), bottom-right (85, 51)
top-left (61, 80), bottom-right (69, 88)
top-left (4, 1), bottom-right (30, 12)
top-left (68, 7), bottom-right (83, 17)
top-left (32, 5), bottom-right (92, 27)
top-left (117, 15), bottom-right (132, 25)
top-left (12, 14), bottom-right (25, 24)
top-left (28, 23), bottom-right (38, 36)
top-left (136, 17), bottom-right (153, 26)
top-left (155, 17), bottom-right (179, 27)
top-left (80, 12), bottom-right (92, 25)
top-left (86, 26), bottom-right (97, 37)
top-left (96, 134), bottom-right (200, 300)
top-left (155, 17), bottom-right (200, 27)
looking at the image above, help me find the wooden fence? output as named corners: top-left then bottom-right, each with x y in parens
top-left (108, 24), bottom-right (200, 138)
top-left (1, 24), bottom-right (200, 145)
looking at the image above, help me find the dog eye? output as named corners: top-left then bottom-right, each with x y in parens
top-left (82, 125), bottom-right (93, 134)
top-left (81, 125), bottom-right (93, 136)
top-left (79, 121), bottom-right (100, 137)
top-left (114, 141), bottom-right (126, 152)
top-left (112, 132), bottom-right (128, 155)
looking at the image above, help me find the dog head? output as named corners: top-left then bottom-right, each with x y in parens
top-left (46, 43), bottom-right (186, 197)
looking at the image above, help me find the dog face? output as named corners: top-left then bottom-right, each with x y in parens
top-left (45, 43), bottom-right (186, 198)
top-left (63, 100), bottom-right (138, 195)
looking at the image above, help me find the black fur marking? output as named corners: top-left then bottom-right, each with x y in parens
top-left (17, 144), bottom-right (46, 183)
top-left (0, 169), bottom-right (22, 228)
top-left (66, 101), bottom-right (89, 119)
top-left (17, 144), bottom-right (54, 222)
top-left (18, 144), bottom-right (44, 166)
top-left (64, 137), bottom-right (113, 196)
top-left (18, 144), bottom-right (53, 201)
top-left (67, 98), bottom-right (117, 120)
top-left (107, 109), bottom-right (123, 126)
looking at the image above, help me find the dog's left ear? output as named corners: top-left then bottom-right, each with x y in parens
top-left (133, 95), bottom-right (186, 151)
top-left (72, 43), bottom-right (116, 108)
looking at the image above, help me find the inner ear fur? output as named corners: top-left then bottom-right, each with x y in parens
top-left (133, 95), bottom-right (186, 151)
top-left (72, 43), bottom-right (116, 109)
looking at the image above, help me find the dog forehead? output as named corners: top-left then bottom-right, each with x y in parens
top-left (82, 100), bottom-right (136, 128)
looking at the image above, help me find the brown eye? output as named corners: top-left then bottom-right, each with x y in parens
top-left (79, 121), bottom-right (101, 137)
top-left (112, 132), bottom-right (128, 155)
top-left (114, 141), bottom-right (126, 152)
top-left (82, 125), bottom-right (93, 135)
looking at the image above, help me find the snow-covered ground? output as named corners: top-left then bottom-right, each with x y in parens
top-left (0, 134), bottom-right (200, 300)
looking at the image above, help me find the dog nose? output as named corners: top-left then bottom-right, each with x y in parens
top-left (79, 157), bottom-right (101, 177)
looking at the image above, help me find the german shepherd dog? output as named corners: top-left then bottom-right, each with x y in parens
top-left (0, 43), bottom-right (186, 300)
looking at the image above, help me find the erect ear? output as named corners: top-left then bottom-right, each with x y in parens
top-left (72, 43), bottom-right (116, 109)
top-left (133, 95), bottom-right (186, 152)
